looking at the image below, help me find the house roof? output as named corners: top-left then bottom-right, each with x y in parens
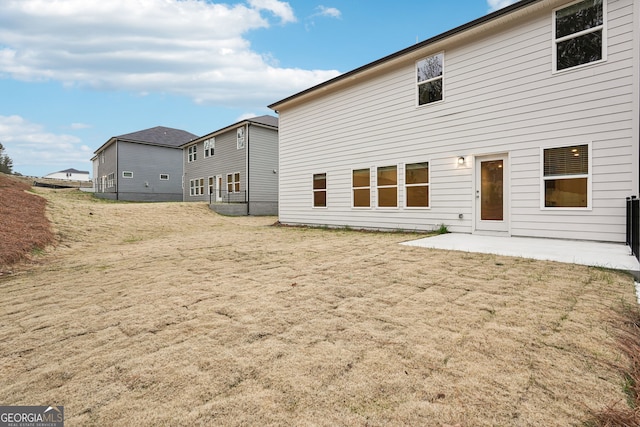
top-left (94, 126), bottom-right (198, 154)
top-left (50, 168), bottom-right (89, 174)
top-left (180, 115), bottom-right (278, 148)
top-left (268, 0), bottom-right (542, 111)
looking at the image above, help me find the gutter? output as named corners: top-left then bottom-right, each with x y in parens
top-left (246, 123), bottom-right (250, 216)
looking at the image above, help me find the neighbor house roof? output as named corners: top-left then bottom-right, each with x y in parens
top-left (94, 126), bottom-right (198, 154)
top-left (268, 0), bottom-right (542, 111)
top-left (180, 115), bottom-right (278, 148)
top-left (51, 168), bottom-right (89, 174)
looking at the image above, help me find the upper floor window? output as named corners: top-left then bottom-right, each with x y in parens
top-left (417, 53), bottom-right (443, 105)
top-left (188, 145), bottom-right (197, 162)
top-left (100, 152), bottom-right (105, 163)
top-left (237, 127), bottom-right (245, 149)
top-left (542, 143), bottom-right (590, 208)
top-left (313, 173), bottom-right (327, 208)
top-left (405, 162), bottom-right (430, 208)
top-left (204, 138), bottom-right (215, 158)
top-left (553, 0), bottom-right (605, 72)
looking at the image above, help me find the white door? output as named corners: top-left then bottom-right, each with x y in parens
top-left (215, 175), bottom-right (222, 202)
top-left (475, 154), bottom-right (509, 233)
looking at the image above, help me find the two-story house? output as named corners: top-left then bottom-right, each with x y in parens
top-left (181, 115), bottom-right (278, 215)
top-left (269, 0), bottom-right (638, 243)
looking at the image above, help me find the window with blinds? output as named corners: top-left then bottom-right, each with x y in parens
top-left (543, 144), bottom-right (589, 208)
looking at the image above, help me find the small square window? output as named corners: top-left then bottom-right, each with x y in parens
top-left (160, 174), bottom-right (169, 180)
top-left (122, 171), bottom-right (133, 178)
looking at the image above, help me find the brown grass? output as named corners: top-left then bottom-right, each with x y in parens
top-left (1, 187), bottom-right (639, 426)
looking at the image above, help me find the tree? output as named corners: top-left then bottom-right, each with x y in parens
top-left (0, 142), bottom-right (14, 174)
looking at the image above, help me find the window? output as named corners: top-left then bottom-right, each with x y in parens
top-left (208, 176), bottom-right (214, 195)
top-left (107, 173), bottom-right (115, 188)
top-left (417, 53), bottom-right (444, 105)
top-left (100, 152), bottom-right (105, 163)
top-left (188, 145), bottom-right (197, 162)
top-left (237, 127), bottom-right (245, 149)
top-left (160, 174), bottom-right (169, 180)
top-left (189, 178), bottom-right (204, 196)
top-left (204, 138), bottom-right (215, 157)
top-left (542, 144), bottom-right (589, 208)
top-left (553, 0), bottom-right (605, 72)
top-left (313, 173), bottom-right (327, 207)
top-left (352, 168), bottom-right (370, 208)
top-left (227, 173), bottom-right (240, 193)
top-left (405, 162), bottom-right (430, 208)
top-left (122, 171), bottom-right (133, 178)
top-left (377, 165), bottom-right (398, 207)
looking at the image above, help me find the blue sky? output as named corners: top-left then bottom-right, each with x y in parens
top-left (0, 0), bottom-right (516, 178)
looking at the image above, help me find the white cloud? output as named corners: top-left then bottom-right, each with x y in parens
top-left (70, 123), bottom-right (92, 130)
top-left (487, 0), bottom-right (518, 12)
top-left (315, 6), bottom-right (342, 19)
top-left (0, 115), bottom-right (90, 176)
top-left (0, 0), bottom-right (339, 107)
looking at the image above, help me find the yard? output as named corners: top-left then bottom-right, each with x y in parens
top-left (0, 187), bottom-right (638, 426)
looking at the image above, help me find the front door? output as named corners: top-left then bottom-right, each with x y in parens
top-left (215, 175), bottom-right (222, 202)
top-left (475, 154), bottom-right (509, 233)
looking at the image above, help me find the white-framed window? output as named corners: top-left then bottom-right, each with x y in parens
top-left (352, 168), bottom-right (371, 208)
top-left (204, 138), bottom-right (215, 158)
top-left (553, 0), bottom-right (606, 73)
top-left (237, 127), bottom-right (245, 149)
top-left (100, 152), bottom-right (105, 163)
top-left (122, 171), bottom-right (133, 178)
top-left (405, 162), bottom-right (430, 208)
top-left (189, 178), bottom-right (204, 196)
top-left (377, 165), bottom-right (398, 208)
top-left (208, 176), bottom-right (214, 195)
top-left (417, 52), bottom-right (444, 106)
top-left (160, 174), bottom-right (169, 180)
top-left (107, 172), bottom-right (115, 188)
top-left (227, 172), bottom-right (240, 193)
top-left (541, 143), bottom-right (591, 209)
top-left (188, 145), bottom-right (197, 162)
top-left (313, 173), bottom-right (327, 208)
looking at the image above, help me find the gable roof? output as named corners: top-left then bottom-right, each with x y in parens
top-left (180, 115), bottom-right (278, 148)
top-left (50, 168), bottom-right (89, 174)
top-left (94, 126), bottom-right (198, 154)
top-left (268, 0), bottom-right (542, 111)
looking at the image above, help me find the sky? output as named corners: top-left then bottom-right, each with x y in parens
top-left (0, 0), bottom-right (517, 178)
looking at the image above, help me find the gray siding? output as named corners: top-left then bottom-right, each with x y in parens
top-left (95, 142), bottom-right (117, 194)
top-left (248, 124), bottom-right (279, 215)
top-left (276, 0), bottom-right (638, 242)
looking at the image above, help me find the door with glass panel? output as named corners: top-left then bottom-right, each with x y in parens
top-left (215, 175), bottom-right (222, 202)
top-left (475, 154), bottom-right (509, 233)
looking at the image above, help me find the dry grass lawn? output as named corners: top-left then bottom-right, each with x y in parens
top-left (1, 188), bottom-right (638, 426)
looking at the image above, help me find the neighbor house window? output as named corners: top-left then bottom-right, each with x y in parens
top-left (189, 178), bottom-right (204, 196)
top-left (160, 174), bottom-right (169, 180)
top-left (107, 173), bottom-right (115, 188)
top-left (352, 169), bottom-right (370, 208)
top-left (542, 144), bottom-right (590, 208)
top-left (100, 152), bottom-right (105, 163)
top-left (237, 127), bottom-right (245, 149)
top-left (417, 52), bottom-right (444, 105)
top-left (405, 162), bottom-right (430, 208)
top-left (122, 171), bottom-right (133, 178)
top-left (188, 145), bottom-right (197, 162)
top-left (377, 165), bottom-right (398, 208)
top-left (227, 173), bottom-right (240, 193)
top-left (204, 138), bottom-right (215, 158)
top-left (553, 0), bottom-right (605, 72)
top-left (313, 173), bottom-right (327, 207)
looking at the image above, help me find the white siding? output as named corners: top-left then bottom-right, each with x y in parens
top-left (277, 0), bottom-right (638, 242)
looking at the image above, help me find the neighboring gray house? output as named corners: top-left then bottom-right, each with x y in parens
top-left (269, 0), bottom-right (639, 243)
top-left (181, 115), bottom-right (278, 215)
top-left (92, 126), bottom-right (197, 202)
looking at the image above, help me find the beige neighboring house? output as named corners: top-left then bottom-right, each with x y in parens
top-left (43, 168), bottom-right (90, 181)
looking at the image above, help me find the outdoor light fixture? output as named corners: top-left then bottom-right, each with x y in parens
top-left (457, 156), bottom-right (465, 165)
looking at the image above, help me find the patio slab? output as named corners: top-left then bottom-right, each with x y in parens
top-left (401, 233), bottom-right (640, 273)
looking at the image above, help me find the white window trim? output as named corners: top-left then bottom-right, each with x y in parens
top-left (312, 173), bottom-right (328, 209)
top-left (189, 178), bottom-right (205, 196)
top-left (160, 174), bottom-right (169, 180)
top-left (416, 51), bottom-right (445, 107)
top-left (226, 172), bottom-right (241, 193)
top-left (122, 171), bottom-right (133, 178)
top-left (376, 164), bottom-right (400, 209)
top-left (208, 176), bottom-right (214, 195)
top-left (204, 137), bottom-right (215, 158)
top-left (539, 142), bottom-right (592, 211)
top-left (551, 0), bottom-right (607, 74)
top-left (404, 161), bottom-right (431, 210)
top-left (237, 127), bottom-right (245, 150)
top-left (351, 167), bottom-right (372, 209)
top-left (188, 145), bottom-right (197, 162)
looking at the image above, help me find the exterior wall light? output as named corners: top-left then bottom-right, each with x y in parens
top-left (457, 156), bottom-right (465, 165)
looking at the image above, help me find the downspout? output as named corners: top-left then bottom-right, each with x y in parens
top-left (116, 140), bottom-right (119, 201)
top-left (246, 123), bottom-right (250, 216)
